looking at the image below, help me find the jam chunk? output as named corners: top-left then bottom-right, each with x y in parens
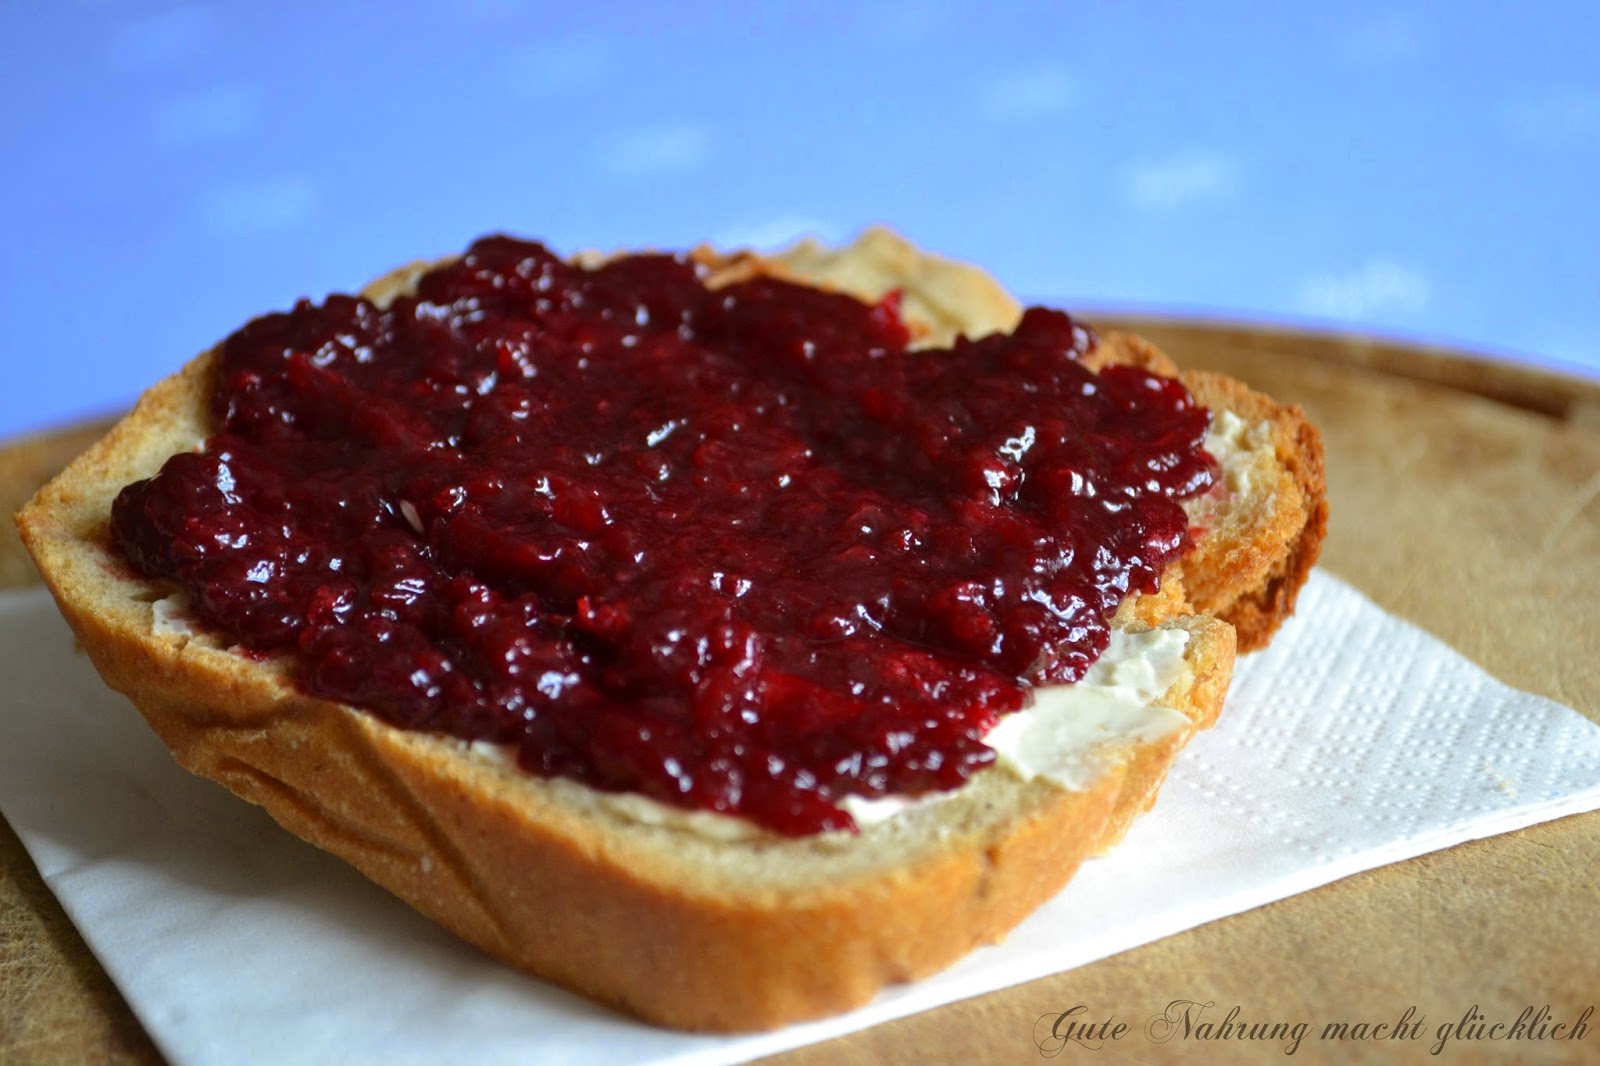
top-left (111, 237), bottom-right (1216, 835)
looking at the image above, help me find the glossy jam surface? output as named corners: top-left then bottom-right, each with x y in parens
top-left (111, 237), bottom-right (1215, 835)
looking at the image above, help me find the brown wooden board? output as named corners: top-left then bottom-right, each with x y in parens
top-left (3, 320), bottom-right (1597, 1065)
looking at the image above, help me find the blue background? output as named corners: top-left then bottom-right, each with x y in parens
top-left (3, 1), bottom-right (1597, 440)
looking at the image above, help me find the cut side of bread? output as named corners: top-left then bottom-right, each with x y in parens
top-left (15, 230), bottom-right (1322, 1031)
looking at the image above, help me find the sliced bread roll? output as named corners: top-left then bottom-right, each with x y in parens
top-left (16, 230), bottom-right (1322, 1031)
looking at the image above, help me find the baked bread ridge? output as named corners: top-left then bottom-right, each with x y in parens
top-left (14, 233), bottom-right (1262, 1031)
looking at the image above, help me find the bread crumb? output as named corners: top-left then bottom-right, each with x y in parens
top-left (1479, 757), bottom-right (1519, 798)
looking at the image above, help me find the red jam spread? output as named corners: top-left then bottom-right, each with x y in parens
top-left (111, 236), bottom-right (1216, 835)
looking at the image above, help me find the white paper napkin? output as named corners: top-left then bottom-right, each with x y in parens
top-left (3, 570), bottom-right (1599, 1066)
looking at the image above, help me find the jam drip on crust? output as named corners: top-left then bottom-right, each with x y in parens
top-left (111, 237), bottom-right (1216, 835)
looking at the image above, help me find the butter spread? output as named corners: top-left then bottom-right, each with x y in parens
top-left (985, 627), bottom-right (1190, 789)
top-left (514, 625), bottom-right (1193, 838)
top-left (151, 594), bottom-right (197, 637)
top-left (1203, 410), bottom-right (1274, 498)
top-left (842, 626), bottom-right (1191, 826)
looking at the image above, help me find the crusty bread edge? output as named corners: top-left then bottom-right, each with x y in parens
top-left (1176, 370), bottom-right (1328, 650)
top-left (15, 237), bottom-right (1241, 1032)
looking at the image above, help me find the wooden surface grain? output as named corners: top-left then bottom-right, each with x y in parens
top-left (3, 321), bottom-right (1598, 1065)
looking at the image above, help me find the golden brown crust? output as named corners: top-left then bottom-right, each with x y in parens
top-left (771, 226), bottom-right (1024, 346)
top-left (1083, 330), bottom-right (1183, 377)
top-left (1088, 335), bottom-right (1326, 650)
top-left (1176, 372), bottom-right (1328, 650)
top-left (14, 230), bottom-right (1268, 1031)
top-left (1091, 617), bottom-right (1236, 853)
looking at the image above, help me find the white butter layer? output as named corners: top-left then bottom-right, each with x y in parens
top-left (151, 595), bottom-right (196, 637)
top-left (1203, 410), bottom-right (1274, 497)
top-left (517, 625), bottom-right (1193, 837)
top-left (985, 630), bottom-right (1191, 790)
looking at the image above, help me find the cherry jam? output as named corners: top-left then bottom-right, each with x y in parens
top-left (111, 237), bottom-right (1215, 835)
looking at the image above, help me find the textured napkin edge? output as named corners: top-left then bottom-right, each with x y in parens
top-left (649, 794), bottom-right (1600, 1066)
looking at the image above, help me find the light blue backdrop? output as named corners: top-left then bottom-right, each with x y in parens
top-left (3, 2), bottom-right (1596, 439)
